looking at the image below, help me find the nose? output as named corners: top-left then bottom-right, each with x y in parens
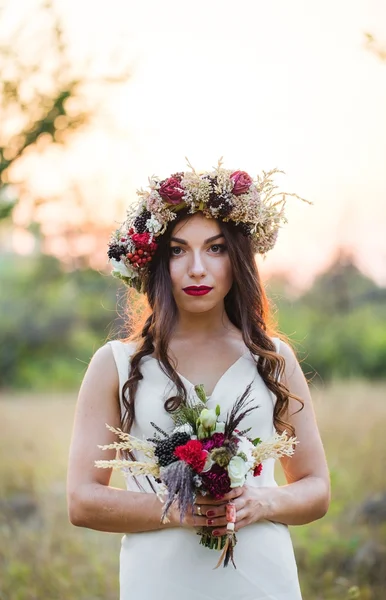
top-left (188, 249), bottom-right (207, 279)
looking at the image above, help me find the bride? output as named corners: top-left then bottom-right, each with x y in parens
top-left (67, 162), bottom-right (330, 599)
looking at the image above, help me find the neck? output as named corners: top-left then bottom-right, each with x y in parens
top-left (173, 303), bottom-right (236, 341)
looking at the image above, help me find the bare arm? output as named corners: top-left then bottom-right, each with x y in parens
top-left (260, 340), bottom-right (331, 525)
top-left (67, 344), bottom-right (174, 533)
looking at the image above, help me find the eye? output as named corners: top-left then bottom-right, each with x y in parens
top-left (209, 244), bottom-right (227, 254)
top-left (170, 246), bottom-right (184, 256)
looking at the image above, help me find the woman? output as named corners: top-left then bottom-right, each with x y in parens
top-left (67, 163), bottom-right (330, 599)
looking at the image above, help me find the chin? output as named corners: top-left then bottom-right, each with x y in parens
top-left (176, 295), bottom-right (222, 313)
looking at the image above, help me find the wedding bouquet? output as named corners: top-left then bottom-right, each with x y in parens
top-left (95, 383), bottom-right (297, 568)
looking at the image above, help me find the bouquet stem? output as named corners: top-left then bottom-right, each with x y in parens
top-left (198, 529), bottom-right (227, 551)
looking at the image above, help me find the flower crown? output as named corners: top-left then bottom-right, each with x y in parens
top-left (107, 158), bottom-right (308, 292)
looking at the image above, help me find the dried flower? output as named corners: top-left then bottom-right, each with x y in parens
top-left (107, 158), bottom-right (311, 290)
top-left (252, 431), bottom-right (298, 465)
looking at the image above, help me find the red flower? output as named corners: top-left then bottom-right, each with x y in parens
top-left (131, 232), bottom-right (158, 252)
top-left (230, 171), bottom-right (253, 195)
top-left (253, 463), bottom-right (263, 477)
top-left (174, 440), bottom-right (207, 473)
top-left (202, 433), bottom-right (225, 452)
top-left (159, 177), bottom-right (185, 204)
top-left (201, 464), bottom-right (232, 499)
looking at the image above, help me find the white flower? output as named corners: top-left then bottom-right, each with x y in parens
top-left (146, 215), bottom-right (163, 233)
top-left (227, 456), bottom-right (249, 488)
top-left (236, 436), bottom-right (255, 468)
top-left (110, 258), bottom-right (138, 279)
top-left (173, 424), bottom-right (194, 436)
top-left (214, 421), bottom-right (225, 434)
top-left (197, 424), bottom-right (206, 440)
top-left (202, 451), bottom-right (214, 473)
top-left (199, 408), bottom-right (217, 429)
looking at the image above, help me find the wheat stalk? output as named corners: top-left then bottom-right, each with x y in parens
top-left (98, 424), bottom-right (156, 458)
top-left (252, 431), bottom-right (298, 465)
top-left (95, 459), bottom-right (160, 478)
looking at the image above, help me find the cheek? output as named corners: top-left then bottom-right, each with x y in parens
top-left (169, 260), bottom-right (183, 287)
top-left (217, 257), bottom-right (233, 289)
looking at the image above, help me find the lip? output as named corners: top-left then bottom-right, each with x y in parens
top-left (183, 286), bottom-right (213, 296)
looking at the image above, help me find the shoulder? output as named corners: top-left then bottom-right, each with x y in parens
top-left (85, 340), bottom-right (137, 378)
top-left (272, 338), bottom-right (295, 362)
top-left (273, 338), bottom-right (303, 388)
top-left (80, 343), bottom-right (120, 398)
top-left (107, 339), bottom-right (138, 358)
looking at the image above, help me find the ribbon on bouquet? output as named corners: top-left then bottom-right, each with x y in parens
top-left (214, 502), bottom-right (237, 569)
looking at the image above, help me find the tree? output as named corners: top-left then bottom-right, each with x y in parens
top-left (0, 0), bottom-right (130, 247)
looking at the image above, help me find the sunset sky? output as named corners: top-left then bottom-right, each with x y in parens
top-left (5, 0), bottom-right (386, 288)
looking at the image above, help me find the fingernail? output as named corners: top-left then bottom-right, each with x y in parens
top-left (212, 530), bottom-right (220, 536)
top-left (207, 510), bottom-right (215, 517)
top-left (207, 519), bottom-right (214, 526)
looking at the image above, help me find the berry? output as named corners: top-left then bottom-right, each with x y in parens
top-left (153, 432), bottom-right (191, 467)
top-left (134, 210), bottom-right (152, 233)
top-left (207, 191), bottom-right (233, 218)
top-left (107, 243), bottom-right (125, 261)
top-left (236, 222), bottom-right (252, 237)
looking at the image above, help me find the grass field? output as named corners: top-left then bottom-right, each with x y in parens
top-left (1, 382), bottom-right (385, 600)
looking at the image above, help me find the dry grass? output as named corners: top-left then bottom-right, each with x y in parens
top-left (0, 382), bottom-right (385, 599)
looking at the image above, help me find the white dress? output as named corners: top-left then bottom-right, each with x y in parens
top-left (108, 339), bottom-right (302, 600)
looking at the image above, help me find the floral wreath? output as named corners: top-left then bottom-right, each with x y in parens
top-left (107, 158), bottom-right (309, 292)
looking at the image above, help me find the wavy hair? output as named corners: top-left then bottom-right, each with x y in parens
top-left (121, 208), bottom-right (303, 437)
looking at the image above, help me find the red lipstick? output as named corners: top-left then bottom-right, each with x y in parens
top-left (183, 286), bottom-right (213, 296)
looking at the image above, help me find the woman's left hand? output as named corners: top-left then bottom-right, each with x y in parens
top-left (208, 485), bottom-right (272, 536)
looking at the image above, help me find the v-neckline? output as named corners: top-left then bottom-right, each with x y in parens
top-left (150, 350), bottom-right (251, 399)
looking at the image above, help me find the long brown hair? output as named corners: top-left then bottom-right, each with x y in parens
top-left (121, 208), bottom-right (303, 436)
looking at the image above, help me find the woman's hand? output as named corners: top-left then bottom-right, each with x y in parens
top-left (206, 485), bottom-right (272, 536)
top-left (169, 485), bottom-right (269, 533)
top-left (169, 487), bottom-right (242, 529)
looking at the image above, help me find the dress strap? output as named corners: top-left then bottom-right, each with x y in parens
top-left (108, 340), bottom-right (137, 417)
top-left (272, 336), bottom-right (281, 353)
top-left (271, 336), bottom-right (282, 382)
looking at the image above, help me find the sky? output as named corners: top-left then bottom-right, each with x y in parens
top-left (5, 0), bottom-right (386, 288)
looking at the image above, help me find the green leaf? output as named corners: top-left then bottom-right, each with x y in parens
top-left (194, 384), bottom-right (207, 404)
top-left (215, 404), bottom-right (221, 417)
top-left (252, 437), bottom-right (262, 446)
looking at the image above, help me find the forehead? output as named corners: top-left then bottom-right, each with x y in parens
top-left (171, 213), bottom-right (222, 241)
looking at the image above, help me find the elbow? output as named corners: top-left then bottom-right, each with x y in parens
top-left (316, 479), bottom-right (331, 520)
top-left (67, 487), bottom-right (88, 527)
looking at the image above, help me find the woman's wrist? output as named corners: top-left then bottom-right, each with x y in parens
top-left (252, 486), bottom-right (278, 522)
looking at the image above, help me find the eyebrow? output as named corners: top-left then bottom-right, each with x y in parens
top-left (170, 233), bottom-right (225, 245)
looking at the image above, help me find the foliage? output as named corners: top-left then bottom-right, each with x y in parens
top-left (1, 250), bottom-right (386, 390)
top-left (0, 251), bottom-right (123, 389)
top-left (270, 253), bottom-right (386, 381)
top-left (0, 0), bottom-right (129, 221)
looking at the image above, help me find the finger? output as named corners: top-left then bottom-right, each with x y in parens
top-left (188, 513), bottom-right (209, 527)
top-left (219, 487), bottom-right (244, 502)
top-left (204, 515), bottom-right (228, 528)
top-left (195, 487), bottom-right (243, 506)
top-left (194, 494), bottom-right (223, 505)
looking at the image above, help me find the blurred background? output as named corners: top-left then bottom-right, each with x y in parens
top-left (0, 1), bottom-right (385, 598)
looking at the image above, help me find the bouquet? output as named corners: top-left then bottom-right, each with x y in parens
top-left (95, 383), bottom-right (297, 568)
